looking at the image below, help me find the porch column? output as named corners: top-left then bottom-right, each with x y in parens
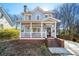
top-left (41, 22), bottom-right (43, 38)
top-left (51, 25), bottom-right (53, 37)
top-left (20, 22), bottom-right (22, 38)
top-left (24, 25), bottom-right (26, 33)
top-left (30, 22), bottom-right (32, 38)
top-left (54, 21), bottom-right (56, 38)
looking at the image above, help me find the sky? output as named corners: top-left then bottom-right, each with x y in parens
top-left (0, 3), bottom-right (61, 15)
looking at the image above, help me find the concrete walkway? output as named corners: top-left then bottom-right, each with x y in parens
top-left (48, 40), bottom-right (79, 56)
top-left (65, 40), bottom-right (79, 56)
top-left (48, 47), bottom-right (72, 56)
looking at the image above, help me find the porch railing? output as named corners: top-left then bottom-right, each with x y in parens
top-left (20, 32), bottom-right (47, 38)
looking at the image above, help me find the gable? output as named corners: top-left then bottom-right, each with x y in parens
top-left (32, 7), bottom-right (44, 14)
top-left (43, 17), bottom-right (61, 23)
top-left (31, 7), bottom-right (45, 20)
top-left (0, 7), bottom-right (13, 26)
top-left (0, 16), bottom-right (12, 29)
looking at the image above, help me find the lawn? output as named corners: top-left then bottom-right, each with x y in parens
top-left (0, 40), bottom-right (61, 56)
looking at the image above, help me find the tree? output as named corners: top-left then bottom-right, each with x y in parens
top-left (54, 3), bottom-right (79, 40)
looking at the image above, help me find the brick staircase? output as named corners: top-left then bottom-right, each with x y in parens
top-left (47, 37), bottom-right (59, 47)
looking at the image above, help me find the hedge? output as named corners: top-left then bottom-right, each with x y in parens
top-left (0, 29), bottom-right (19, 40)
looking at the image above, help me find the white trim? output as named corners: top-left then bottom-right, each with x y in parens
top-left (51, 25), bottom-right (52, 37)
top-left (20, 38), bottom-right (45, 40)
top-left (43, 17), bottom-right (61, 22)
top-left (24, 25), bottom-right (26, 32)
top-left (19, 22), bottom-right (22, 38)
top-left (41, 22), bottom-right (43, 38)
top-left (1, 7), bottom-right (13, 25)
top-left (54, 21), bottom-right (56, 38)
top-left (45, 31), bottom-right (47, 38)
top-left (30, 22), bottom-right (32, 38)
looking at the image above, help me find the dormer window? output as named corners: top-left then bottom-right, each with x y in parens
top-left (29, 15), bottom-right (31, 20)
top-left (49, 14), bottom-right (52, 17)
top-left (37, 16), bottom-right (39, 20)
top-left (45, 15), bottom-right (48, 18)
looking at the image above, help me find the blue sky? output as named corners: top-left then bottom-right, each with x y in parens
top-left (0, 3), bottom-right (61, 15)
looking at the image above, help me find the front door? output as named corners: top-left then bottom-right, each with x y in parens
top-left (47, 27), bottom-right (51, 37)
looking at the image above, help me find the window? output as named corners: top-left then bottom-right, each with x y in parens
top-left (37, 16), bottom-right (39, 20)
top-left (45, 15), bottom-right (48, 18)
top-left (33, 28), bottom-right (40, 32)
top-left (0, 24), bottom-right (3, 29)
top-left (49, 14), bottom-right (51, 17)
top-left (29, 15), bottom-right (31, 20)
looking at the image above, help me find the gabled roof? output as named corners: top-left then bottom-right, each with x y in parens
top-left (32, 7), bottom-right (44, 13)
top-left (32, 7), bottom-right (52, 14)
top-left (0, 7), bottom-right (13, 26)
top-left (43, 17), bottom-right (61, 22)
top-left (22, 6), bottom-right (52, 15)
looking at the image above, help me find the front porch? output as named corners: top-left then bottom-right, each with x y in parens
top-left (18, 20), bottom-right (57, 39)
top-left (15, 17), bottom-right (61, 39)
top-left (16, 18), bottom-right (64, 47)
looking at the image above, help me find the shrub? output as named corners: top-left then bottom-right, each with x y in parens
top-left (40, 45), bottom-right (52, 56)
top-left (0, 29), bottom-right (19, 40)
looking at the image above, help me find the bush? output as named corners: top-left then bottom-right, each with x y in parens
top-left (40, 45), bottom-right (52, 56)
top-left (0, 29), bottom-right (19, 40)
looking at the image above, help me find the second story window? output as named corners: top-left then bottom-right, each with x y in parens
top-left (45, 15), bottom-right (48, 18)
top-left (49, 14), bottom-right (52, 17)
top-left (29, 15), bottom-right (31, 20)
top-left (37, 16), bottom-right (39, 20)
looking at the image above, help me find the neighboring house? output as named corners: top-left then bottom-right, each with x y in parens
top-left (0, 7), bottom-right (13, 29)
top-left (16, 5), bottom-right (61, 39)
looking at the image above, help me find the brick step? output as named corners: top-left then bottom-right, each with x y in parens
top-left (52, 40), bottom-right (59, 47)
top-left (47, 37), bottom-right (60, 47)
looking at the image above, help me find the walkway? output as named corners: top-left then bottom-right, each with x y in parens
top-left (48, 38), bottom-right (72, 56)
top-left (65, 40), bottom-right (79, 55)
top-left (49, 40), bottom-right (79, 56)
top-left (48, 47), bottom-right (72, 56)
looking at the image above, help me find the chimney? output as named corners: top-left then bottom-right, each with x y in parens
top-left (24, 5), bottom-right (27, 12)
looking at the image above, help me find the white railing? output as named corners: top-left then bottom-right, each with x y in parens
top-left (32, 32), bottom-right (41, 38)
top-left (20, 32), bottom-right (47, 38)
top-left (51, 33), bottom-right (55, 38)
top-left (21, 32), bottom-right (30, 38)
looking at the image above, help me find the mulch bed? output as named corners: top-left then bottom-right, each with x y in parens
top-left (0, 40), bottom-right (53, 56)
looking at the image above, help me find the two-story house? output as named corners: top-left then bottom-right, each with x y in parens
top-left (16, 5), bottom-right (60, 39)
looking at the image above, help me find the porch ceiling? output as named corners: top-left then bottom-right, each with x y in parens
top-left (16, 17), bottom-right (61, 23)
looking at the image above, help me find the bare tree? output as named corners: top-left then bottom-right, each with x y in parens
top-left (54, 3), bottom-right (79, 40)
